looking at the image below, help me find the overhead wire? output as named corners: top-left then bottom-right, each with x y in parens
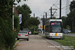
top-left (45, 0), bottom-right (70, 18)
top-left (51, 0), bottom-right (70, 10)
top-left (48, 0), bottom-right (59, 17)
top-left (62, 4), bottom-right (70, 9)
top-left (51, 0), bottom-right (59, 7)
top-left (51, 4), bottom-right (70, 16)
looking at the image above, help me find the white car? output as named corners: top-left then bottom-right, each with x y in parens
top-left (29, 31), bottom-right (32, 34)
top-left (17, 31), bottom-right (29, 41)
top-left (68, 30), bottom-right (71, 33)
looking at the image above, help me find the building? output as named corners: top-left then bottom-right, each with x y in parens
top-left (14, 6), bottom-right (18, 15)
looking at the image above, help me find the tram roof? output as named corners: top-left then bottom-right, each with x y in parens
top-left (49, 19), bottom-right (62, 22)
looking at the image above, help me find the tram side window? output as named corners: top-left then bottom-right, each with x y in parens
top-left (45, 25), bottom-right (50, 32)
top-left (50, 27), bottom-right (52, 32)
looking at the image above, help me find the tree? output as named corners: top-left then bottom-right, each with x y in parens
top-left (16, 4), bottom-right (32, 30)
top-left (0, 0), bottom-right (26, 50)
top-left (67, 1), bottom-right (75, 32)
top-left (70, 1), bottom-right (75, 11)
top-left (24, 17), bottom-right (40, 29)
top-left (24, 17), bottom-right (40, 33)
top-left (61, 16), bottom-right (67, 28)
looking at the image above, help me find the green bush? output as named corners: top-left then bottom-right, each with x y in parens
top-left (0, 17), bottom-right (5, 50)
top-left (0, 17), bottom-right (15, 50)
top-left (14, 13), bottom-right (20, 33)
top-left (30, 26), bottom-right (38, 34)
top-left (0, 0), bottom-right (19, 50)
top-left (33, 31), bottom-right (38, 35)
top-left (14, 14), bottom-right (20, 38)
top-left (0, 14), bottom-right (20, 50)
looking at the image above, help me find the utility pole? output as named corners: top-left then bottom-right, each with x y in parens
top-left (43, 15), bottom-right (44, 34)
top-left (33, 13), bottom-right (35, 18)
top-left (12, 0), bottom-right (17, 30)
top-left (59, 0), bottom-right (61, 19)
top-left (12, 1), bottom-right (14, 30)
top-left (49, 7), bottom-right (52, 19)
top-left (45, 12), bottom-right (47, 21)
top-left (49, 7), bottom-right (57, 19)
top-left (33, 13), bottom-right (35, 31)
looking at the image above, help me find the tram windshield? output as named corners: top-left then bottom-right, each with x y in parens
top-left (50, 22), bottom-right (61, 33)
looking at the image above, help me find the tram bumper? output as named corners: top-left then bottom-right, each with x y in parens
top-left (49, 33), bottom-right (63, 39)
top-left (50, 36), bottom-right (63, 38)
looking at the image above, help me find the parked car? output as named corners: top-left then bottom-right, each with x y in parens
top-left (23, 28), bottom-right (29, 31)
top-left (63, 29), bottom-right (68, 34)
top-left (29, 31), bottom-right (32, 34)
top-left (23, 28), bottom-right (31, 35)
top-left (68, 30), bottom-right (71, 33)
top-left (17, 31), bottom-right (29, 41)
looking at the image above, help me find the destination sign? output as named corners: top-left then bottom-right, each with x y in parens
top-left (51, 23), bottom-right (60, 25)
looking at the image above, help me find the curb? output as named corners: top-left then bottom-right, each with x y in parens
top-left (15, 41), bottom-right (19, 46)
top-left (14, 40), bottom-right (19, 50)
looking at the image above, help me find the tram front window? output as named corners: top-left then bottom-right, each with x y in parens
top-left (50, 23), bottom-right (61, 33)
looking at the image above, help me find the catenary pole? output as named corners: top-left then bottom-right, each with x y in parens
top-left (60, 0), bottom-right (61, 19)
top-left (45, 12), bottom-right (47, 21)
top-left (50, 7), bottom-right (52, 19)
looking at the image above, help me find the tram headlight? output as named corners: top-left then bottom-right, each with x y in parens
top-left (59, 34), bottom-right (61, 35)
top-left (59, 33), bottom-right (63, 36)
top-left (52, 34), bottom-right (53, 35)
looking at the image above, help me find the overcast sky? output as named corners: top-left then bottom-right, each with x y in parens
top-left (16, 0), bottom-right (72, 18)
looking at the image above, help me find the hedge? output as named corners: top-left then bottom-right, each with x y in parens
top-left (0, 17), bottom-right (15, 50)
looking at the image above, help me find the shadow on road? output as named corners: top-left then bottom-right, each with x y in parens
top-left (18, 39), bottom-right (28, 41)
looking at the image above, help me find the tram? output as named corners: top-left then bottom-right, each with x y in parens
top-left (45, 19), bottom-right (63, 39)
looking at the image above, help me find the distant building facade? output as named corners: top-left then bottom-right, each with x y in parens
top-left (14, 6), bottom-right (18, 15)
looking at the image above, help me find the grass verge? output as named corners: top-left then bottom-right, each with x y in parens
top-left (54, 35), bottom-right (75, 49)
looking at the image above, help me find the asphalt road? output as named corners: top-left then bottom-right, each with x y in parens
top-left (16, 35), bottom-right (62, 50)
top-left (64, 34), bottom-right (75, 37)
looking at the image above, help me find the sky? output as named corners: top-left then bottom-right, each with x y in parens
top-left (16, 0), bottom-right (73, 18)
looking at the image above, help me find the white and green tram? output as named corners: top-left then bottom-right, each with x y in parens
top-left (45, 19), bottom-right (63, 39)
